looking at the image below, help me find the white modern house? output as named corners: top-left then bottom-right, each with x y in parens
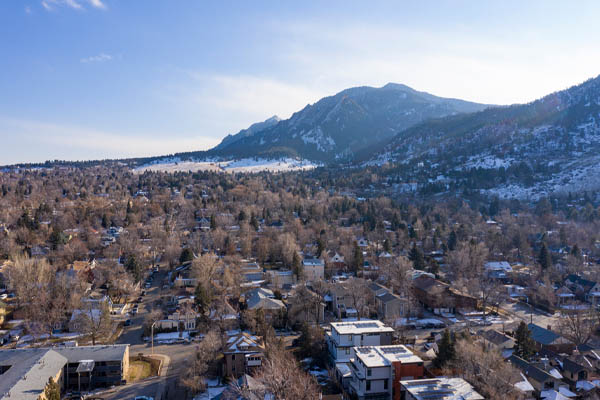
top-left (348, 345), bottom-right (424, 400)
top-left (326, 320), bottom-right (394, 363)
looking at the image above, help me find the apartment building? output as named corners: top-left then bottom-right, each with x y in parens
top-left (348, 345), bottom-right (424, 400)
top-left (327, 320), bottom-right (394, 363)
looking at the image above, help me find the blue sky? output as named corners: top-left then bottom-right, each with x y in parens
top-left (1, 1), bottom-right (600, 164)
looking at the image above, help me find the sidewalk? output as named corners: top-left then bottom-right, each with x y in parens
top-left (146, 353), bottom-right (171, 400)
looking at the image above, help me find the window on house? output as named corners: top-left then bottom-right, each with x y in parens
top-left (232, 354), bottom-right (235, 360)
top-left (366, 380), bottom-right (371, 391)
top-left (367, 368), bottom-right (372, 376)
top-left (384, 379), bottom-right (388, 390)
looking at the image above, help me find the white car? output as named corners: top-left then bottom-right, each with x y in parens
top-left (0, 294), bottom-right (7, 300)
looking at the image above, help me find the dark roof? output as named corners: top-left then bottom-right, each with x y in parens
top-left (378, 292), bottom-right (403, 303)
top-left (526, 365), bottom-right (556, 384)
top-left (528, 324), bottom-right (562, 345)
top-left (507, 354), bottom-right (530, 371)
top-left (566, 274), bottom-right (597, 290)
top-left (412, 275), bottom-right (447, 294)
top-left (562, 357), bottom-right (586, 374)
top-left (481, 329), bottom-right (514, 346)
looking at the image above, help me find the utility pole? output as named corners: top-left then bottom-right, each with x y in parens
top-left (151, 321), bottom-right (157, 355)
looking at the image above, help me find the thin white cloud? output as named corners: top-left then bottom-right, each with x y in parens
top-left (41, 0), bottom-right (106, 11)
top-left (25, 6), bottom-right (32, 14)
top-left (88, 0), bottom-right (106, 9)
top-left (80, 53), bottom-right (112, 63)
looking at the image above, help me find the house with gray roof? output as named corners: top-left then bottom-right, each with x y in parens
top-left (528, 324), bottom-right (574, 354)
top-left (244, 288), bottom-right (285, 312)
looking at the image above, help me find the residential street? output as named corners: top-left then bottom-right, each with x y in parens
top-left (97, 267), bottom-right (196, 400)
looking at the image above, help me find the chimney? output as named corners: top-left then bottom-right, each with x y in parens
top-left (547, 325), bottom-right (552, 331)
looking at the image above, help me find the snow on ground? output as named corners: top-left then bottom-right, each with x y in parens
top-left (134, 158), bottom-right (320, 174)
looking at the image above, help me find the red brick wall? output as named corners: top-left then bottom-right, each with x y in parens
top-left (392, 362), bottom-right (424, 400)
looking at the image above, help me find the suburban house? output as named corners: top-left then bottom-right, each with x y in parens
top-left (302, 257), bottom-right (325, 281)
top-left (328, 251), bottom-right (347, 270)
top-left (223, 332), bottom-right (265, 378)
top-left (0, 345), bottom-right (129, 397)
top-left (400, 378), bottom-right (484, 400)
top-left (348, 345), bottom-right (424, 400)
top-left (485, 261), bottom-right (513, 281)
top-left (479, 329), bottom-right (515, 351)
top-left (564, 274), bottom-right (600, 305)
top-left (412, 275), bottom-right (478, 315)
top-left (266, 269), bottom-right (296, 288)
top-left (527, 324), bottom-right (574, 354)
top-left (508, 355), bottom-right (561, 393)
top-left (243, 288), bottom-right (286, 312)
top-left (560, 357), bottom-right (589, 387)
top-left (241, 262), bottom-right (264, 283)
top-left (328, 282), bottom-right (357, 319)
top-left (156, 309), bottom-right (199, 332)
top-left (376, 292), bottom-right (407, 321)
top-left (326, 320), bottom-right (394, 363)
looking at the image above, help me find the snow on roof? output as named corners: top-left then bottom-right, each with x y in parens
top-left (541, 390), bottom-right (570, 400)
top-left (558, 386), bottom-right (577, 397)
top-left (335, 363), bottom-right (352, 377)
top-left (354, 345), bottom-right (423, 367)
top-left (330, 320), bottom-right (394, 335)
top-left (485, 261), bottom-right (513, 272)
top-left (400, 377), bottom-right (484, 400)
top-left (514, 373), bottom-right (534, 392)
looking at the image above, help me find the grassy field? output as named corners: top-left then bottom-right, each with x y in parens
top-left (127, 360), bottom-right (155, 382)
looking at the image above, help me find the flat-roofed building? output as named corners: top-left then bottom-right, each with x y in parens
top-left (327, 320), bottom-right (394, 363)
top-left (349, 345), bottom-right (424, 400)
top-left (400, 378), bottom-right (484, 400)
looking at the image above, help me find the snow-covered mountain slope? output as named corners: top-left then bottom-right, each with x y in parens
top-left (362, 75), bottom-right (600, 199)
top-left (133, 157), bottom-right (319, 174)
top-left (208, 83), bottom-right (488, 162)
top-left (215, 115), bottom-right (281, 150)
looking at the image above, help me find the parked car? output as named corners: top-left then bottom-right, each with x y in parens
top-left (0, 294), bottom-right (7, 300)
top-left (124, 319), bottom-right (132, 326)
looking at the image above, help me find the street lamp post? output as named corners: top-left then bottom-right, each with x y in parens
top-left (151, 321), bottom-right (157, 355)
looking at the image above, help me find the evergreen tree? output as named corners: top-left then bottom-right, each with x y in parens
top-left (250, 213), bottom-right (259, 231)
top-left (409, 244), bottom-right (425, 270)
top-left (125, 255), bottom-right (142, 283)
top-left (434, 329), bottom-right (455, 368)
top-left (194, 284), bottom-right (212, 317)
top-left (514, 321), bottom-right (535, 360)
top-left (538, 242), bottom-right (552, 270)
top-left (447, 230), bottom-right (457, 251)
top-left (316, 236), bottom-right (325, 257)
top-left (179, 248), bottom-right (194, 264)
top-left (352, 242), bottom-right (364, 274)
top-left (383, 239), bottom-right (391, 253)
